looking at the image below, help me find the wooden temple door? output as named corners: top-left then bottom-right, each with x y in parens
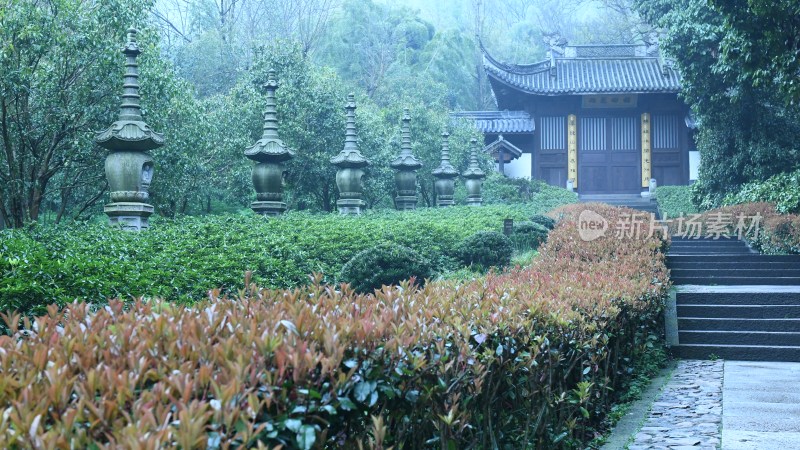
top-left (577, 116), bottom-right (641, 194)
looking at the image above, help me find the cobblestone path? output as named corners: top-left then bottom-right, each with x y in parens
top-left (628, 360), bottom-right (723, 450)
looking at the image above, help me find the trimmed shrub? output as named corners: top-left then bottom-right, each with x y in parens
top-left (510, 220), bottom-right (549, 251)
top-left (0, 203), bottom-right (669, 449)
top-left (530, 214), bottom-right (556, 230)
top-left (340, 242), bottom-right (433, 293)
top-left (656, 185), bottom-right (699, 218)
top-left (457, 230), bottom-right (513, 269)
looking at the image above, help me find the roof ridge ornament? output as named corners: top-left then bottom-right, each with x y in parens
top-left (544, 33), bottom-right (566, 78)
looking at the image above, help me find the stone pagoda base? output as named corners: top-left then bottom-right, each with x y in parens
top-left (337, 198), bottom-right (366, 215)
top-left (394, 195), bottom-right (418, 211)
top-left (436, 196), bottom-right (455, 207)
top-left (104, 202), bottom-right (154, 231)
top-left (251, 200), bottom-right (287, 216)
top-left (466, 196), bottom-right (483, 206)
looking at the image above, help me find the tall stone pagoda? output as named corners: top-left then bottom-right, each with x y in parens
top-left (330, 94), bottom-right (370, 215)
top-left (389, 109), bottom-right (422, 210)
top-left (462, 138), bottom-right (486, 206)
top-left (95, 28), bottom-right (164, 231)
top-left (432, 130), bottom-right (459, 207)
top-left (244, 70), bottom-right (295, 216)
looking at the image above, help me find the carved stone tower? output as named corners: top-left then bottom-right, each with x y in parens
top-left (245, 70), bottom-right (295, 216)
top-left (330, 94), bottom-right (370, 214)
top-left (389, 109), bottom-right (422, 210)
top-left (95, 28), bottom-right (164, 231)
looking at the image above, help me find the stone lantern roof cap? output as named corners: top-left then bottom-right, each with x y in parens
top-left (432, 130), bottom-right (459, 178)
top-left (331, 93), bottom-right (370, 168)
top-left (390, 108), bottom-right (422, 170)
top-left (95, 28), bottom-right (165, 152)
top-left (245, 70), bottom-right (295, 163)
top-left (462, 138), bottom-right (486, 179)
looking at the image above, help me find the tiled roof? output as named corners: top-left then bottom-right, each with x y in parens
top-left (483, 44), bottom-right (681, 95)
top-left (450, 110), bottom-right (535, 134)
top-left (484, 136), bottom-right (523, 159)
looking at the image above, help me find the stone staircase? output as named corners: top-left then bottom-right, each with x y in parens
top-left (579, 194), bottom-right (660, 217)
top-left (666, 237), bottom-right (800, 362)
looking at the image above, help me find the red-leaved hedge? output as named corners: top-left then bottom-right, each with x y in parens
top-left (0, 204), bottom-right (669, 449)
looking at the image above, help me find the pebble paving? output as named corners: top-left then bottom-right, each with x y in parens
top-left (628, 360), bottom-right (723, 450)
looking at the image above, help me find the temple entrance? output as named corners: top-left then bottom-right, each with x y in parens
top-left (578, 115), bottom-right (641, 194)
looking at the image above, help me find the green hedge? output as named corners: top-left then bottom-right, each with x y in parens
top-left (655, 185), bottom-right (700, 218)
top-left (1, 198), bottom-right (575, 317)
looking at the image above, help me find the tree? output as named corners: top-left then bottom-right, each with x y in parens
top-left (635, 0), bottom-right (800, 206)
top-left (0, 0), bottom-right (158, 227)
top-left (710, 0), bottom-right (800, 105)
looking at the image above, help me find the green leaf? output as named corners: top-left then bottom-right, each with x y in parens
top-left (296, 425), bottom-right (316, 450)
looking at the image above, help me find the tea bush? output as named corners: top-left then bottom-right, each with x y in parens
top-left (340, 242), bottom-right (433, 293)
top-left (0, 203), bottom-right (669, 449)
top-left (0, 200), bottom-right (576, 318)
top-left (457, 230), bottom-right (514, 270)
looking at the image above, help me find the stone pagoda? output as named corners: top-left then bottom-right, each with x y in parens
top-left (244, 70), bottom-right (295, 216)
top-left (389, 109), bottom-right (422, 210)
top-left (462, 138), bottom-right (486, 206)
top-left (431, 130), bottom-right (459, 207)
top-left (330, 94), bottom-right (370, 215)
top-left (95, 28), bottom-right (164, 231)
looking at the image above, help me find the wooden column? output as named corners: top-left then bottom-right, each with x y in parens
top-left (641, 113), bottom-right (651, 188)
top-left (568, 114), bottom-right (577, 188)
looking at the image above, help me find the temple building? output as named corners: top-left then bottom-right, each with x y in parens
top-left (454, 40), bottom-right (698, 195)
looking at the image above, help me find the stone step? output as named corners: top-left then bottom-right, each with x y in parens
top-left (670, 239), bottom-right (749, 246)
top-left (678, 330), bottom-right (800, 346)
top-left (670, 237), bottom-right (742, 241)
top-left (678, 317), bottom-right (800, 332)
top-left (667, 248), bottom-right (755, 255)
top-left (668, 262), bottom-right (800, 270)
top-left (671, 269), bottom-right (800, 279)
top-left (677, 292), bottom-right (800, 305)
top-left (677, 304), bottom-right (800, 319)
top-left (668, 255), bottom-right (800, 263)
top-left (671, 276), bottom-right (800, 285)
top-left (673, 344), bottom-right (800, 362)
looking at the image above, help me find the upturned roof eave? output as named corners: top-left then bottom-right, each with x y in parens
top-left (486, 71), bottom-right (681, 96)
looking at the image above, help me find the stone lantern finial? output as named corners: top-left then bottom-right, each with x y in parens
top-left (389, 108), bottom-right (422, 210)
top-left (432, 129), bottom-right (459, 207)
top-left (245, 69), bottom-right (295, 216)
top-left (330, 93), bottom-right (370, 214)
top-left (462, 138), bottom-right (486, 206)
top-left (95, 27), bottom-right (165, 231)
